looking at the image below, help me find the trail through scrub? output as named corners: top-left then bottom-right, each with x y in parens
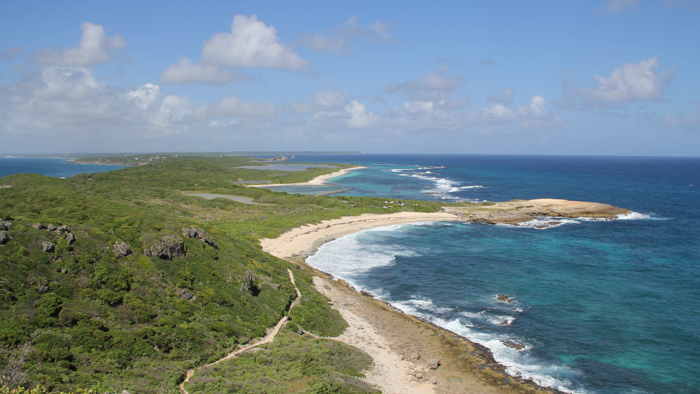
top-left (178, 268), bottom-right (301, 394)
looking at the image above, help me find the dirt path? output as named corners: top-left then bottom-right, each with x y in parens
top-left (179, 268), bottom-right (301, 394)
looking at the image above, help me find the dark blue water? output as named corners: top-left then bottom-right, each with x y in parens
top-left (0, 158), bottom-right (126, 179)
top-left (298, 155), bottom-right (700, 394)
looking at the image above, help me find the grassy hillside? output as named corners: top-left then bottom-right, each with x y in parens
top-left (0, 157), bottom-right (440, 393)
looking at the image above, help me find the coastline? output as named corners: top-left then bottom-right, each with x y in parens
top-left (261, 212), bottom-right (554, 393)
top-left (248, 166), bottom-right (366, 188)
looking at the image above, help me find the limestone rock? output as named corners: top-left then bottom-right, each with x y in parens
top-left (181, 227), bottom-right (219, 249)
top-left (240, 270), bottom-right (260, 296)
top-left (42, 241), bottom-right (55, 253)
top-left (64, 232), bottom-right (75, 245)
top-left (427, 358), bottom-right (441, 370)
top-left (146, 235), bottom-right (185, 260)
top-left (113, 241), bottom-right (132, 258)
top-left (0, 230), bottom-right (9, 245)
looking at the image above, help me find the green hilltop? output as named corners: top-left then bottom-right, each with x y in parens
top-left (0, 156), bottom-right (441, 393)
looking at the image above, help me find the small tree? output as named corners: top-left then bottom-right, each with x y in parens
top-left (0, 330), bottom-right (46, 389)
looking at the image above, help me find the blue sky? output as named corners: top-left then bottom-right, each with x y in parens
top-left (1, 0), bottom-right (699, 155)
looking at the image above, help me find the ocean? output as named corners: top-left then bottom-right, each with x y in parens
top-left (0, 157), bottom-right (126, 179)
top-left (2, 154), bottom-right (698, 393)
top-left (290, 154), bottom-right (700, 394)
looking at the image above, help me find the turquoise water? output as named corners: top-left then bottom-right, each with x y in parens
top-left (296, 154), bottom-right (700, 394)
top-left (0, 158), bottom-right (126, 179)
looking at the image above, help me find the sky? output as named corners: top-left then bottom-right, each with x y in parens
top-left (1, 0), bottom-right (699, 156)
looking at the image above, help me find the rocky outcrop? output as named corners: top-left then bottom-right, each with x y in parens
top-left (426, 358), bottom-right (441, 370)
top-left (0, 221), bottom-right (11, 231)
top-left (146, 236), bottom-right (185, 260)
top-left (42, 241), bottom-right (55, 253)
top-left (0, 230), bottom-right (9, 245)
top-left (240, 270), bottom-right (260, 296)
top-left (113, 241), bottom-right (132, 258)
top-left (32, 223), bottom-right (45, 230)
top-left (181, 227), bottom-right (219, 249)
top-left (494, 294), bottom-right (514, 303)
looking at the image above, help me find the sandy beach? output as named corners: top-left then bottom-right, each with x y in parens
top-left (248, 166), bottom-right (366, 188)
top-left (261, 211), bottom-right (551, 394)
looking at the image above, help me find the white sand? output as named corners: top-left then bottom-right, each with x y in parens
top-left (248, 166), bottom-right (366, 188)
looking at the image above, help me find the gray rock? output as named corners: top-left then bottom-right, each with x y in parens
top-left (64, 232), bottom-right (75, 245)
top-left (0, 230), bottom-right (9, 245)
top-left (181, 227), bottom-right (219, 249)
top-left (55, 225), bottom-right (70, 234)
top-left (32, 223), bottom-right (44, 230)
top-left (38, 283), bottom-right (48, 293)
top-left (113, 241), bottom-right (131, 258)
top-left (0, 221), bottom-right (11, 231)
top-left (146, 235), bottom-right (185, 260)
top-left (42, 241), bottom-right (55, 253)
top-left (427, 358), bottom-right (441, 370)
top-left (181, 292), bottom-right (193, 300)
top-left (47, 224), bottom-right (57, 231)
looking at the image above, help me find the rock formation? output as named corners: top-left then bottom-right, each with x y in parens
top-left (181, 227), bottom-right (219, 249)
top-left (146, 236), bottom-right (185, 260)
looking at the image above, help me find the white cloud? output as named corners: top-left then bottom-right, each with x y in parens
top-left (1, 46), bottom-right (23, 62)
top-left (301, 15), bottom-right (394, 55)
top-left (201, 15), bottom-right (307, 69)
top-left (312, 99), bottom-right (378, 129)
top-left (127, 83), bottom-right (161, 110)
top-left (580, 57), bottom-right (674, 102)
top-left (387, 70), bottom-right (465, 102)
top-left (345, 100), bottom-right (378, 128)
top-left (160, 58), bottom-right (247, 84)
top-left (474, 96), bottom-right (565, 129)
top-left (291, 90), bottom-right (347, 113)
top-left (194, 95), bottom-right (278, 122)
top-left (558, 57), bottom-right (675, 110)
top-left (597, 0), bottom-right (637, 14)
top-left (661, 102), bottom-right (700, 128)
top-left (486, 88), bottom-right (515, 104)
top-left (31, 22), bottom-right (126, 66)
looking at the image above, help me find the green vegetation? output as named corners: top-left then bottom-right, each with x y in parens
top-left (0, 156), bottom-right (441, 392)
top-left (187, 331), bottom-right (377, 393)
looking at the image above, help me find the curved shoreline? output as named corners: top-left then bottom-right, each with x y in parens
top-left (261, 211), bottom-right (558, 393)
top-left (248, 166), bottom-right (366, 188)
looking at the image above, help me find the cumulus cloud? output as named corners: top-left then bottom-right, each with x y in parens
top-left (31, 22), bottom-right (126, 66)
top-left (558, 57), bottom-right (675, 110)
top-left (160, 58), bottom-right (247, 84)
top-left (301, 15), bottom-right (394, 55)
top-left (387, 69), bottom-right (465, 102)
top-left (291, 90), bottom-right (347, 113)
top-left (201, 15), bottom-right (307, 69)
top-left (312, 100), bottom-right (378, 129)
top-left (1, 46), bottom-right (23, 62)
top-left (473, 96), bottom-right (565, 129)
top-left (596, 0), bottom-right (638, 14)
